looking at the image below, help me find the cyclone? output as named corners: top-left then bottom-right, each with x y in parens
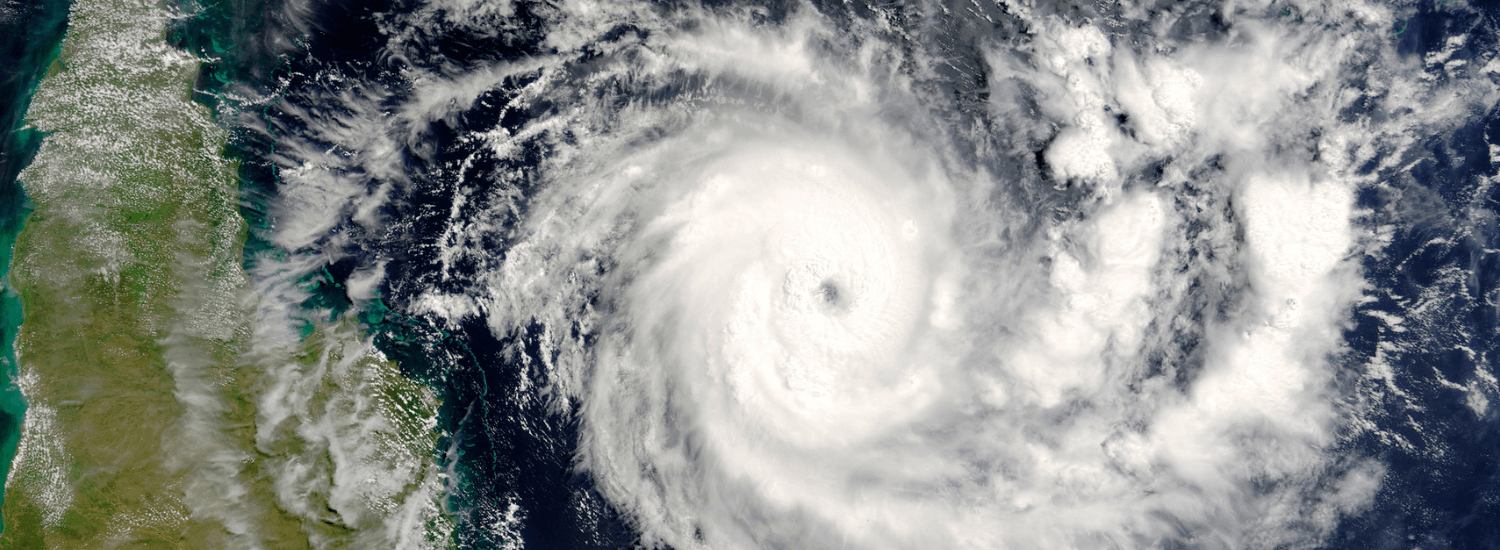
top-left (23, 0), bottom-right (1488, 548)
top-left (426, 6), bottom-right (1373, 546)
top-left (578, 131), bottom-right (958, 547)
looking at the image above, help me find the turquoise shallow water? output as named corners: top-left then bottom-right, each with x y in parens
top-left (0, 0), bottom-right (72, 535)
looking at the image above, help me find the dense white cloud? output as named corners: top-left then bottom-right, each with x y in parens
top-left (243, 0), bottom-right (1500, 548)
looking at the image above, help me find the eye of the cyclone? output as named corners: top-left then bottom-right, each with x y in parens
top-left (815, 279), bottom-right (842, 310)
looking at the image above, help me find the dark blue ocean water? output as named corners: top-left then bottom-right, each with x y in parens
top-left (0, 0), bottom-right (71, 536)
top-left (175, 1), bottom-right (638, 546)
top-left (1327, 5), bottom-right (1500, 548)
top-left (169, 0), bottom-right (1500, 548)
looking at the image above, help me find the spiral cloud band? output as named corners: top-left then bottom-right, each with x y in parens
top-left (212, 0), bottom-right (1500, 547)
top-left (461, 18), bottom-right (1362, 545)
top-left (585, 132), bottom-right (959, 542)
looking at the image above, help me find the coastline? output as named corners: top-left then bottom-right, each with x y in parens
top-left (0, 0), bottom-right (72, 536)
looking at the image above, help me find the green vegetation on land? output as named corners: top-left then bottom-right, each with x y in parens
top-left (1, 0), bottom-right (452, 546)
top-left (0, 0), bottom-right (281, 546)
